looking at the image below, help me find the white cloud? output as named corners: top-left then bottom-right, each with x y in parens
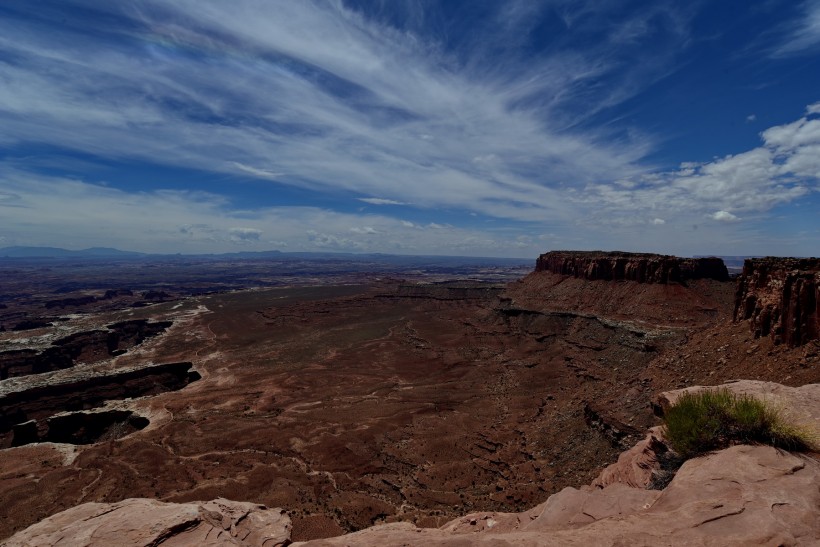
top-left (711, 211), bottom-right (739, 222)
top-left (358, 198), bottom-right (406, 206)
top-left (350, 226), bottom-right (377, 234)
top-left (746, 114), bottom-right (756, 123)
top-left (0, 0), bottom-right (693, 224)
top-left (0, 168), bottom-right (540, 256)
top-left (0, 2), bottom-right (815, 257)
top-left (579, 106), bottom-right (818, 226)
top-left (231, 163), bottom-right (285, 180)
top-left (651, 218), bottom-right (665, 225)
top-left (229, 227), bottom-right (262, 242)
top-left (771, 0), bottom-right (820, 57)
top-left (306, 230), bottom-right (364, 251)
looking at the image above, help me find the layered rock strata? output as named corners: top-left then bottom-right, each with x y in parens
top-left (535, 251), bottom-right (729, 284)
top-left (734, 257), bottom-right (819, 347)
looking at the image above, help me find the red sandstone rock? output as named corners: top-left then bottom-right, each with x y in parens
top-left (590, 427), bottom-right (666, 489)
top-left (734, 257), bottom-right (820, 347)
top-left (3, 498), bottom-right (291, 547)
top-left (535, 251), bottom-right (729, 284)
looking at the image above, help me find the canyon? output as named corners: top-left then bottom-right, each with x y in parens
top-left (0, 251), bottom-right (817, 544)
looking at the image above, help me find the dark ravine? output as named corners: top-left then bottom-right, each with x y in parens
top-left (0, 319), bottom-right (172, 380)
top-left (734, 257), bottom-right (819, 347)
top-left (535, 251), bottom-right (729, 284)
top-left (0, 362), bottom-right (199, 447)
top-left (12, 409), bottom-right (149, 446)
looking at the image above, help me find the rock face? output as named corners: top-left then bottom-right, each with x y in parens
top-left (3, 498), bottom-right (291, 547)
top-left (734, 257), bottom-right (820, 347)
top-left (535, 251), bottom-right (729, 284)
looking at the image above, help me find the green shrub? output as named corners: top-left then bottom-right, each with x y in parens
top-left (662, 389), bottom-right (813, 458)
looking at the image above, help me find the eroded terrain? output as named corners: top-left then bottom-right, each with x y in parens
top-left (0, 255), bottom-right (817, 542)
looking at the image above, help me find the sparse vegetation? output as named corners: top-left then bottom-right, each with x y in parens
top-left (662, 389), bottom-right (814, 458)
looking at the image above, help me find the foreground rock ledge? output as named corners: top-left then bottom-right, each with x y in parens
top-left (8, 450), bottom-right (818, 547)
top-left (3, 498), bottom-right (291, 547)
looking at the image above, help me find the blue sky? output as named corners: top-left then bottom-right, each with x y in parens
top-left (0, 0), bottom-right (818, 257)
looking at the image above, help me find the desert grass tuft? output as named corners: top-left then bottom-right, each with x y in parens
top-left (662, 389), bottom-right (815, 458)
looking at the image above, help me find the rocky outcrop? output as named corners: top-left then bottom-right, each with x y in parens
top-left (734, 257), bottom-right (819, 346)
top-left (589, 427), bottom-right (668, 489)
top-left (101, 289), bottom-right (134, 299)
top-left (535, 251), bottom-right (729, 284)
top-left (142, 290), bottom-right (172, 301)
top-left (3, 498), bottom-right (291, 547)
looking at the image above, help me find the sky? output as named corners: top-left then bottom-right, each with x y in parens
top-left (0, 0), bottom-right (818, 258)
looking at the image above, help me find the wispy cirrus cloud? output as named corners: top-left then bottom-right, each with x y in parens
top-left (770, 0), bottom-right (820, 56)
top-left (0, 1), bottom-right (816, 257)
top-left (0, 0), bottom-right (694, 224)
top-left (358, 198), bottom-right (406, 206)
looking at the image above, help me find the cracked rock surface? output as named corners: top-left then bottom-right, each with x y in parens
top-left (3, 498), bottom-right (291, 547)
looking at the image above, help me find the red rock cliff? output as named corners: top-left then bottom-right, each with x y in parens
top-left (535, 251), bottom-right (729, 284)
top-left (734, 257), bottom-right (820, 347)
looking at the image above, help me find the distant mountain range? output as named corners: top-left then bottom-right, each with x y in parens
top-left (0, 246), bottom-right (532, 265)
top-left (0, 246), bottom-right (146, 258)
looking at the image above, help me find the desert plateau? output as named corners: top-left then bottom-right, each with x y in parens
top-left (0, 250), bottom-right (817, 545)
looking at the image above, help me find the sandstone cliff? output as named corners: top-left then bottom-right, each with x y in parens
top-left (505, 251), bottom-right (734, 329)
top-left (535, 251), bottom-right (729, 284)
top-left (734, 257), bottom-right (820, 347)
